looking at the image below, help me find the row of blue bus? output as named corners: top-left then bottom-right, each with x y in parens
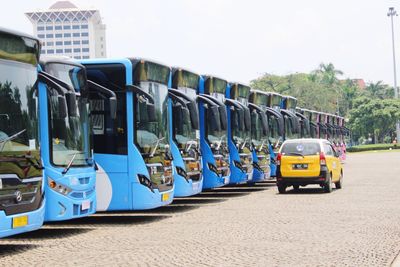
top-left (0, 27), bottom-right (349, 238)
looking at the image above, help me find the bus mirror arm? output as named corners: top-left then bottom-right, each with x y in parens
top-left (168, 91), bottom-right (187, 106)
top-left (225, 99), bottom-right (242, 110)
top-left (127, 85), bottom-right (155, 104)
top-left (87, 80), bottom-right (117, 120)
top-left (197, 95), bottom-right (217, 107)
top-left (168, 88), bottom-right (192, 101)
top-left (38, 72), bottom-right (68, 96)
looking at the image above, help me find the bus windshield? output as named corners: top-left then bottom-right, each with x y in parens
top-left (174, 87), bottom-right (197, 150)
top-left (251, 112), bottom-right (268, 151)
top-left (269, 117), bottom-right (282, 148)
top-left (45, 63), bottom-right (91, 167)
top-left (135, 81), bottom-right (169, 157)
top-left (0, 32), bottom-right (41, 180)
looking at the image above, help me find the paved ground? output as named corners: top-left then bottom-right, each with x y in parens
top-left (1, 151), bottom-right (400, 266)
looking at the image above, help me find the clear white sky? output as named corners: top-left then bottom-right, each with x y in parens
top-left (1, 0), bottom-right (399, 85)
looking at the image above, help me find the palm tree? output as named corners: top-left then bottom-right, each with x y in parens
top-left (365, 81), bottom-right (393, 99)
top-left (313, 63), bottom-right (344, 85)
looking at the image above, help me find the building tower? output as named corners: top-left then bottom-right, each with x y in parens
top-left (25, 1), bottom-right (106, 59)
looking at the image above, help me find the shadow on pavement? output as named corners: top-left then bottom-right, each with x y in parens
top-left (48, 214), bottom-right (170, 226)
top-left (7, 227), bottom-right (92, 240)
top-left (172, 197), bottom-right (227, 205)
top-left (196, 192), bottom-right (250, 198)
top-left (0, 244), bottom-right (39, 257)
top-left (280, 187), bottom-right (337, 195)
top-left (141, 204), bottom-right (200, 214)
top-left (212, 187), bottom-right (267, 193)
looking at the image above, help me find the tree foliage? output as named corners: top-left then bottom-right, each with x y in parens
top-left (250, 62), bottom-right (398, 143)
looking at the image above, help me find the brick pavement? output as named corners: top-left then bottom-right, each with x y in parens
top-left (1, 151), bottom-right (400, 266)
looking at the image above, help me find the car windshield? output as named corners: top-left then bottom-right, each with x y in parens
top-left (46, 63), bottom-right (91, 167)
top-left (281, 142), bottom-right (321, 156)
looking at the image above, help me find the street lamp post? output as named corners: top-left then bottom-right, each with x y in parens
top-left (388, 7), bottom-right (400, 142)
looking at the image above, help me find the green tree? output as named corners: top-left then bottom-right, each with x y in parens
top-left (363, 81), bottom-right (394, 99)
top-left (348, 97), bottom-right (400, 143)
top-left (312, 63), bottom-right (344, 85)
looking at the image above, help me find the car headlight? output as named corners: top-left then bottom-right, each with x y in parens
top-left (48, 177), bottom-right (72, 196)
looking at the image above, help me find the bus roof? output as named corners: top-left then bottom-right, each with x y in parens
top-left (0, 27), bottom-right (39, 43)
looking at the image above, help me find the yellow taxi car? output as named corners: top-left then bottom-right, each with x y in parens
top-left (276, 139), bottom-right (343, 193)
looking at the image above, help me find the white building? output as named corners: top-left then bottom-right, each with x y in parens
top-left (25, 1), bottom-right (106, 59)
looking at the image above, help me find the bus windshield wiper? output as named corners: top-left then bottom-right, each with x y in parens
top-left (150, 137), bottom-right (165, 157)
top-left (216, 135), bottom-right (226, 151)
top-left (62, 152), bottom-right (78, 175)
top-left (186, 140), bottom-right (197, 153)
top-left (241, 137), bottom-right (249, 150)
top-left (0, 129), bottom-right (26, 151)
top-left (259, 139), bottom-right (266, 152)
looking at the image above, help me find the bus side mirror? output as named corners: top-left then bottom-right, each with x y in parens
top-left (65, 92), bottom-right (78, 117)
top-left (173, 104), bottom-right (184, 134)
top-left (231, 109), bottom-right (239, 129)
top-left (147, 103), bottom-right (157, 122)
top-left (58, 95), bottom-right (68, 119)
top-left (209, 105), bottom-right (221, 131)
top-left (260, 112), bottom-right (268, 135)
top-left (187, 100), bottom-right (199, 130)
top-left (238, 108), bottom-right (245, 131)
top-left (219, 105), bottom-right (227, 130)
top-left (0, 114), bottom-right (10, 127)
top-left (278, 117), bottom-right (284, 136)
top-left (109, 97), bottom-right (117, 120)
top-left (244, 108), bottom-right (251, 131)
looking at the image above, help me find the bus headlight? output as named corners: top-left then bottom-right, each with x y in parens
top-left (48, 177), bottom-right (72, 196)
top-left (138, 174), bottom-right (154, 191)
top-left (207, 163), bottom-right (218, 174)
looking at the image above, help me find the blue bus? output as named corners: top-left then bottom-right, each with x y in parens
top-left (0, 28), bottom-right (45, 237)
top-left (295, 108), bottom-right (311, 138)
top-left (199, 75), bottom-right (230, 189)
top-left (280, 95), bottom-right (300, 140)
top-left (38, 57), bottom-right (97, 221)
top-left (169, 68), bottom-right (202, 197)
top-left (297, 108), bottom-right (317, 138)
top-left (81, 58), bottom-right (174, 210)
top-left (247, 98), bottom-right (270, 183)
top-left (249, 90), bottom-right (284, 178)
top-left (225, 83), bottom-right (253, 184)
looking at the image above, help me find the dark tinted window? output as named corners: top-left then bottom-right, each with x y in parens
top-left (281, 142), bottom-right (321, 156)
top-left (324, 143), bottom-right (334, 156)
top-left (86, 63), bottom-right (128, 155)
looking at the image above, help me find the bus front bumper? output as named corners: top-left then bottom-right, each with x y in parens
top-left (0, 200), bottom-right (45, 238)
